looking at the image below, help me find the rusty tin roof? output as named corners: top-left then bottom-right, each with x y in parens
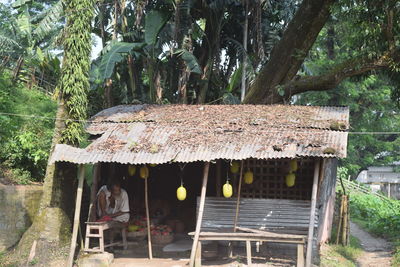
top-left (50, 104), bottom-right (349, 164)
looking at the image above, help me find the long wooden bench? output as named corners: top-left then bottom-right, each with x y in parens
top-left (190, 197), bottom-right (319, 267)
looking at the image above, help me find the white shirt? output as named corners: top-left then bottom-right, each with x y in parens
top-left (97, 185), bottom-right (130, 222)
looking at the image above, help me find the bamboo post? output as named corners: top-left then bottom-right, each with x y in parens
top-left (189, 162), bottom-right (210, 267)
top-left (229, 161), bottom-right (244, 257)
top-left (233, 161), bottom-right (244, 231)
top-left (88, 163), bottom-right (100, 222)
top-left (335, 195), bottom-right (344, 245)
top-left (341, 195), bottom-right (348, 245)
top-left (145, 176), bottom-right (153, 259)
top-left (305, 160), bottom-right (320, 267)
top-left (216, 160), bottom-right (221, 197)
top-left (67, 165), bottom-right (85, 267)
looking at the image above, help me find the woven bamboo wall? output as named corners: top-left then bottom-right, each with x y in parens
top-left (239, 158), bottom-right (316, 200)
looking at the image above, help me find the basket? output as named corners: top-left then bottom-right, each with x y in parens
top-left (127, 230), bottom-right (147, 241)
top-left (151, 233), bottom-right (174, 244)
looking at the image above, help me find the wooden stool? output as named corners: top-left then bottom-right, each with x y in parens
top-left (84, 222), bottom-right (127, 252)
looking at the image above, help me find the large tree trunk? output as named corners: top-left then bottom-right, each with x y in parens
top-left (243, 0), bottom-right (335, 104)
top-left (14, 101), bottom-right (77, 265)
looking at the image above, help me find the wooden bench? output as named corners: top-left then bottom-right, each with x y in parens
top-left (190, 197), bottom-right (319, 267)
top-left (84, 221), bottom-right (128, 253)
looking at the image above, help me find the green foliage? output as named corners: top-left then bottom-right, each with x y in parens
top-left (33, 1), bottom-right (63, 41)
top-left (57, 0), bottom-right (94, 145)
top-left (144, 10), bottom-right (170, 45)
top-left (350, 193), bottom-right (400, 239)
top-left (98, 41), bottom-right (145, 80)
top-left (175, 49), bottom-right (201, 74)
top-left (0, 71), bottom-right (56, 182)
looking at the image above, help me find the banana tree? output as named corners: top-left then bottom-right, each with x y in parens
top-left (92, 8), bottom-right (201, 104)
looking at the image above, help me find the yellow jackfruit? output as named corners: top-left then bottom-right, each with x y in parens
top-left (128, 165), bottom-right (136, 176)
top-left (244, 171), bottom-right (253, 184)
top-left (177, 186), bottom-right (187, 201)
top-left (285, 173), bottom-right (296, 187)
top-left (140, 165), bottom-right (149, 179)
top-left (223, 181), bottom-right (233, 198)
top-left (230, 161), bottom-right (240, 174)
top-left (289, 159), bottom-right (298, 172)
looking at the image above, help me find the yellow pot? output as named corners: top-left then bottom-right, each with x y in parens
top-left (285, 173), bottom-right (296, 187)
top-left (223, 181), bottom-right (233, 198)
top-left (177, 186), bottom-right (187, 201)
top-left (244, 171), bottom-right (253, 184)
top-left (128, 165), bottom-right (136, 176)
top-left (140, 165), bottom-right (149, 179)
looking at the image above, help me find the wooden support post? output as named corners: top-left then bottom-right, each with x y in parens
top-left (88, 163), bottom-right (100, 222)
top-left (145, 176), bottom-right (153, 259)
top-left (216, 160), bottom-right (221, 197)
top-left (305, 160), bottom-right (320, 267)
top-left (335, 194), bottom-right (344, 245)
top-left (229, 161), bottom-right (244, 257)
top-left (67, 165), bottom-right (85, 267)
top-left (189, 162), bottom-right (210, 267)
top-left (233, 160), bottom-right (244, 231)
top-left (297, 244), bottom-right (304, 267)
top-left (194, 241), bottom-right (202, 267)
top-left (246, 240), bottom-right (252, 266)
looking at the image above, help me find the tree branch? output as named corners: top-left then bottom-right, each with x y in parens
top-left (282, 50), bottom-right (400, 97)
top-left (243, 0), bottom-right (335, 104)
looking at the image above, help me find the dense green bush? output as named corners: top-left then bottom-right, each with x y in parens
top-left (350, 193), bottom-right (400, 239)
top-left (0, 71), bottom-right (56, 182)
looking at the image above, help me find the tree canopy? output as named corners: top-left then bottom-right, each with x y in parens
top-left (1, 0), bottom-right (400, 179)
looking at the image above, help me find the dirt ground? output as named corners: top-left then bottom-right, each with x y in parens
top-left (350, 222), bottom-right (393, 267)
top-left (111, 240), bottom-right (299, 267)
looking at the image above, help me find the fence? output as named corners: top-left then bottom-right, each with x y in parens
top-left (337, 177), bottom-right (393, 202)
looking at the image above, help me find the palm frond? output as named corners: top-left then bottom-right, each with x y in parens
top-left (0, 34), bottom-right (22, 56)
top-left (33, 1), bottom-right (63, 41)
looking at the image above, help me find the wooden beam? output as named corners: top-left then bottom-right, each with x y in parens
top-left (189, 162), bottom-right (210, 267)
top-left (67, 165), bottom-right (85, 267)
top-left (145, 176), bottom-right (153, 259)
top-left (305, 160), bottom-right (320, 267)
top-left (216, 160), bottom-right (221, 197)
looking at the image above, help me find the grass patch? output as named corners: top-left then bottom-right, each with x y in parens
top-left (320, 227), bottom-right (363, 267)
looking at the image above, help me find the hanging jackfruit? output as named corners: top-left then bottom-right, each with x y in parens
top-left (289, 159), bottom-right (298, 172)
top-left (177, 186), bottom-right (187, 201)
top-left (285, 173), bottom-right (296, 187)
top-left (230, 161), bottom-right (240, 174)
top-left (128, 165), bottom-right (136, 176)
top-left (223, 181), bottom-right (233, 198)
top-left (140, 165), bottom-right (149, 179)
top-left (244, 171), bottom-right (254, 184)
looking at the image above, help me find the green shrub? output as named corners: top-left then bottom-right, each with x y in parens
top-left (350, 193), bottom-right (400, 239)
top-left (0, 71), bottom-right (56, 182)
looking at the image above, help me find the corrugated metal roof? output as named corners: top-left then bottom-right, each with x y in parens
top-left (50, 104), bottom-right (349, 164)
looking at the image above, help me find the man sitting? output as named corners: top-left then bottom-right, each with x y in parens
top-left (97, 180), bottom-right (130, 224)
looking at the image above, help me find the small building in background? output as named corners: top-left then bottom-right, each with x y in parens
top-left (356, 166), bottom-right (400, 199)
